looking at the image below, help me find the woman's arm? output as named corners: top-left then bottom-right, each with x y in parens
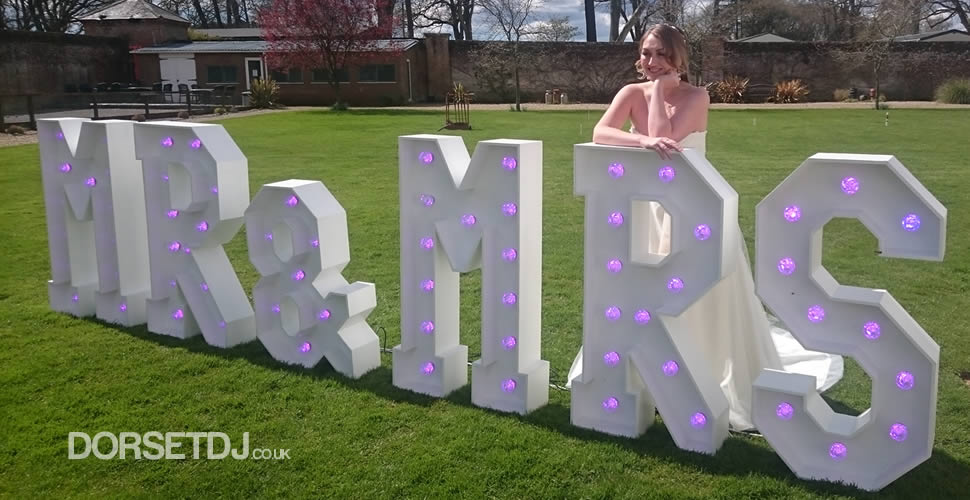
top-left (592, 84), bottom-right (646, 147)
top-left (653, 85), bottom-right (711, 143)
top-left (592, 83), bottom-right (685, 159)
top-left (647, 79), bottom-right (672, 138)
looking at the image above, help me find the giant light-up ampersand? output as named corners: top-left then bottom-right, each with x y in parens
top-left (38, 118), bottom-right (151, 325)
top-left (245, 180), bottom-right (380, 378)
top-left (134, 121), bottom-right (256, 348)
top-left (393, 135), bottom-right (549, 415)
top-left (571, 143), bottom-right (737, 453)
top-left (753, 154), bottom-right (946, 490)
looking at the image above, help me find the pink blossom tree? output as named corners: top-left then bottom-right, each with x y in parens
top-left (261, 0), bottom-right (396, 107)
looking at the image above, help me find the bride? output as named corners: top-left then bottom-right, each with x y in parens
top-left (567, 23), bottom-right (843, 431)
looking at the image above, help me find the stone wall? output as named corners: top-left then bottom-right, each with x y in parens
top-left (704, 40), bottom-right (970, 101)
top-left (450, 40), bottom-right (641, 103)
top-left (449, 38), bottom-right (970, 103)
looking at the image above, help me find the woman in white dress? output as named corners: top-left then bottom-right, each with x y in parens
top-left (567, 24), bottom-right (843, 431)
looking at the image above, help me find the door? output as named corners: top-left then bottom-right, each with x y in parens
top-left (159, 55), bottom-right (197, 87)
top-left (245, 58), bottom-right (264, 90)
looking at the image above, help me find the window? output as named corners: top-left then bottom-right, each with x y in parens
top-left (311, 67), bottom-right (349, 83)
top-left (359, 64), bottom-right (395, 82)
top-left (270, 68), bottom-right (304, 84)
top-left (207, 65), bottom-right (238, 83)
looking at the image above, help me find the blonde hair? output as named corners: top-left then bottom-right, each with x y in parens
top-left (634, 24), bottom-right (689, 80)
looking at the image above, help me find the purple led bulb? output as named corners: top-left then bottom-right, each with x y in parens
top-left (602, 397), bottom-right (619, 413)
top-left (501, 203), bottom-right (518, 216)
top-left (607, 162), bottom-right (625, 178)
top-left (607, 211), bottom-right (624, 227)
top-left (841, 176), bottom-right (860, 195)
top-left (776, 402), bottom-right (794, 420)
top-left (658, 165), bottom-right (676, 183)
top-left (603, 351), bottom-right (621, 367)
top-left (502, 156), bottom-right (517, 171)
top-left (783, 205), bottom-right (801, 222)
top-left (605, 306), bottom-right (622, 321)
top-left (607, 259), bottom-right (623, 273)
top-left (501, 336), bottom-right (517, 350)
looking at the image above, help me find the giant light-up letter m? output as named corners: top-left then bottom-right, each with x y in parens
top-left (393, 135), bottom-right (549, 415)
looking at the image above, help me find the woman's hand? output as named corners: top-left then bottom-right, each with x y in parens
top-left (638, 135), bottom-right (682, 160)
top-left (653, 70), bottom-right (681, 87)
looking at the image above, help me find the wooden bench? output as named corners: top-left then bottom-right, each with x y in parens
top-left (746, 83), bottom-right (775, 103)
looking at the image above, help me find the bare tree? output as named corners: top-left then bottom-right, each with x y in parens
top-left (532, 15), bottom-right (581, 41)
top-left (831, 0), bottom-right (921, 107)
top-left (585, 0), bottom-right (597, 40)
top-left (478, 0), bottom-right (539, 110)
top-left (2, 0), bottom-right (113, 32)
top-left (412, 0), bottom-right (474, 40)
top-left (924, 0), bottom-right (970, 31)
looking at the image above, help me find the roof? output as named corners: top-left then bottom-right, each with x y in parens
top-left (884, 28), bottom-right (970, 42)
top-left (731, 33), bottom-right (794, 43)
top-left (80, 0), bottom-right (189, 23)
top-left (194, 28), bottom-right (264, 40)
top-left (130, 39), bottom-right (420, 54)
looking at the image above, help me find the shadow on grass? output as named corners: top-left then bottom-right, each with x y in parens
top-left (110, 318), bottom-right (970, 498)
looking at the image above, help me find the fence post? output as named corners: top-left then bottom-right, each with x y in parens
top-left (186, 93), bottom-right (192, 116)
top-left (26, 95), bottom-right (36, 129)
top-left (91, 95), bottom-right (99, 119)
top-left (144, 94), bottom-right (150, 119)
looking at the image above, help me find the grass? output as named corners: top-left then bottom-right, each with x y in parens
top-left (1, 108), bottom-right (969, 498)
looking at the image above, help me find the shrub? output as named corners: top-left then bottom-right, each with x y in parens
top-left (250, 79), bottom-right (280, 109)
top-left (330, 101), bottom-right (348, 111)
top-left (214, 107), bottom-right (227, 115)
top-left (770, 80), bottom-right (810, 103)
top-left (130, 114), bottom-right (146, 122)
top-left (5, 125), bottom-right (26, 135)
top-left (935, 78), bottom-right (970, 104)
top-left (833, 88), bottom-right (850, 101)
top-left (177, 110), bottom-right (190, 119)
top-left (710, 75), bottom-right (749, 104)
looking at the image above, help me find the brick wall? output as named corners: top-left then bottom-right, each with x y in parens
top-left (82, 19), bottom-right (189, 47)
top-left (0, 31), bottom-right (131, 96)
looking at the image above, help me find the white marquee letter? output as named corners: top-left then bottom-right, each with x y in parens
top-left (753, 154), bottom-right (946, 490)
top-left (571, 143), bottom-right (738, 453)
top-left (393, 135), bottom-right (548, 415)
top-left (38, 118), bottom-right (150, 324)
top-left (134, 122), bottom-right (256, 347)
top-left (245, 180), bottom-right (380, 377)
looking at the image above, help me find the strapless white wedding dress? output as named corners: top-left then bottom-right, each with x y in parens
top-left (566, 131), bottom-right (844, 431)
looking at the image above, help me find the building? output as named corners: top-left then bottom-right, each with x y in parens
top-left (882, 28), bottom-right (970, 43)
top-left (131, 38), bottom-right (434, 106)
top-left (79, 0), bottom-right (190, 47)
top-left (78, 0), bottom-right (449, 106)
top-left (730, 33), bottom-right (795, 43)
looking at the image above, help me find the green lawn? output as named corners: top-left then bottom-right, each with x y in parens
top-left (1, 109), bottom-right (968, 499)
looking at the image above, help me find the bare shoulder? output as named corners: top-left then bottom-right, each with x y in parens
top-left (617, 82), bottom-right (650, 100)
top-left (686, 84), bottom-right (711, 105)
